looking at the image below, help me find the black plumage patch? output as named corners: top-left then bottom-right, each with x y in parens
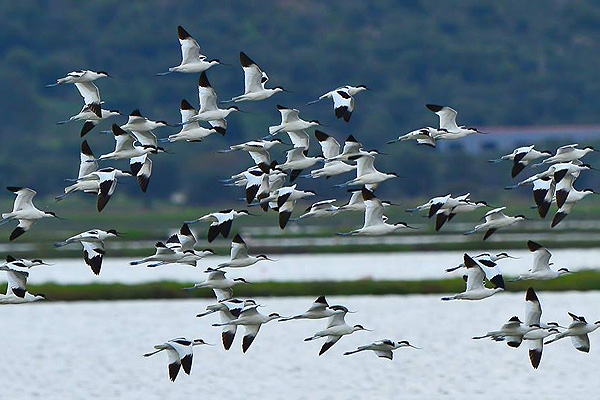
top-left (319, 341), bottom-right (335, 356)
top-left (9, 227), bottom-right (26, 241)
top-left (12, 287), bottom-right (26, 298)
top-left (84, 253), bottom-right (102, 275)
top-left (6, 255), bottom-right (16, 262)
top-left (342, 109), bottom-right (352, 122)
top-left (222, 331), bottom-right (235, 350)
top-left (551, 212), bottom-right (566, 228)
top-left (511, 162), bottom-right (525, 178)
top-left (180, 99), bottom-right (194, 110)
top-left (289, 169), bottom-right (303, 183)
top-left (137, 175), bottom-right (150, 193)
top-left (277, 193), bottom-right (292, 208)
top-left (6, 186), bottom-right (23, 193)
top-left (279, 211), bottom-right (292, 229)
top-left (483, 228), bottom-right (497, 241)
top-left (246, 185), bottom-right (259, 204)
top-left (428, 202), bottom-right (444, 218)
top-left (180, 354), bottom-right (193, 374)
top-left (220, 219), bottom-right (233, 238)
top-left (97, 180), bottom-right (113, 212)
top-left (527, 240), bottom-right (543, 252)
top-left (555, 189), bottom-right (568, 209)
top-left (335, 106), bottom-right (348, 119)
top-left (80, 121), bottom-right (97, 137)
top-left (242, 335), bottom-right (256, 353)
top-left (426, 104), bottom-right (444, 112)
top-left (525, 287), bottom-right (538, 302)
top-left (489, 275), bottom-right (505, 289)
top-left (198, 72), bottom-right (211, 88)
top-left (337, 90), bottom-right (351, 99)
top-left (207, 225), bottom-right (220, 243)
top-left (168, 362), bottom-right (180, 382)
top-left (529, 349), bottom-right (542, 369)
top-left (553, 169), bottom-right (568, 184)
top-left (315, 295), bottom-right (328, 305)
top-left (89, 102), bottom-right (102, 118)
top-left (214, 126), bottom-right (226, 136)
top-left (239, 51), bottom-right (255, 67)
top-left (314, 130), bottom-right (328, 141)
top-left (177, 25), bottom-right (191, 40)
top-left (435, 213), bottom-right (448, 232)
top-left (507, 340), bottom-right (521, 348)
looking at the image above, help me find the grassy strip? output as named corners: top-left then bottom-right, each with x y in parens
top-left (22, 270), bottom-right (600, 301)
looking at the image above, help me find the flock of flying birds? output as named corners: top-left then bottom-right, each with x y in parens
top-left (0, 24), bottom-right (598, 380)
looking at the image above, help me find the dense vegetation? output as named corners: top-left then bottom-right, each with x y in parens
top-left (20, 270), bottom-right (600, 301)
top-left (2, 1), bottom-right (600, 204)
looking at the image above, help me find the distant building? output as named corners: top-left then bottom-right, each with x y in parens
top-left (437, 124), bottom-right (600, 153)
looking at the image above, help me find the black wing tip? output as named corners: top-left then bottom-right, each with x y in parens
top-left (315, 295), bottom-right (328, 305)
top-left (525, 287), bottom-right (538, 302)
top-left (12, 287), bottom-right (26, 298)
top-left (177, 25), bottom-right (192, 39)
top-left (112, 123), bottom-right (128, 135)
top-left (361, 187), bottom-right (375, 200)
top-left (527, 240), bottom-right (543, 252)
top-left (198, 72), bottom-right (210, 87)
top-left (276, 104), bottom-right (288, 110)
top-left (426, 103), bottom-right (444, 112)
top-left (463, 253), bottom-right (477, 267)
top-left (6, 186), bottom-right (24, 193)
top-left (232, 233), bottom-right (245, 244)
top-left (314, 130), bottom-right (329, 141)
top-left (80, 121), bottom-right (96, 137)
top-left (279, 211), bottom-right (292, 229)
top-left (9, 227), bottom-right (26, 241)
top-left (180, 223), bottom-right (193, 236)
top-left (222, 331), bottom-right (235, 350)
top-left (239, 51), bottom-right (255, 67)
top-left (180, 99), bottom-right (194, 110)
top-left (242, 335), bottom-right (255, 353)
top-left (130, 109), bottom-right (143, 117)
top-left (346, 134), bottom-right (358, 142)
top-left (529, 349), bottom-right (542, 369)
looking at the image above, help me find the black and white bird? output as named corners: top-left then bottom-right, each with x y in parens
top-left (435, 199), bottom-right (488, 232)
top-left (446, 251), bottom-right (517, 273)
top-left (293, 199), bottom-right (340, 221)
top-left (278, 148), bottom-right (323, 182)
top-left (54, 229), bottom-right (120, 275)
top-left (196, 299), bottom-right (257, 350)
top-left (513, 240), bottom-right (571, 281)
top-left (118, 109), bottom-right (169, 133)
top-left (338, 189), bottom-right (394, 213)
top-left (0, 263), bottom-right (46, 304)
top-left (186, 209), bottom-right (251, 242)
top-left (212, 303), bottom-right (281, 353)
top-left (165, 99), bottom-right (225, 143)
top-left (339, 188), bottom-right (414, 236)
top-left (224, 51), bottom-right (286, 102)
top-left (217, 234), bottom-right (274, 268)
top-left (344, 339), bottom-right (419, 360)
top-left (545, 312), bottom-right (600, 353)
top-left (129, 154), bottom-right (153, 193)
top-left (143, 337), bottom-right (210, 382)
top-left (157, 26), bottom-right (223, 75)
top-left (304, 305), bottom-right (370, 355)
top-left (259, 185), bottom-right (316, 229)
top-left (184, 268), bottom-right (248, 301)
top-left (56, 140), bottom-right (101, 202)
top-left (464, 207), bottom-right (526, 240)
top-left (551, 185), bottom-right (596, 228)
top-left (388, 127), bottom-right (441, 148)
top-left (489, 145), bottom-right (552, 178)
top-left (71, 167), bottom-right (133, 212)
top-left (441, 253), bottom-right (505, 301)
top-left (472, 287), bottom-right (559, 368)
top-left (307, 85), bottom-right (369, 122)
top-left (426, 104), bottom-right (485, 138)
top-left (532, 144), bottom-right (595, 167)
top-left (1, 187), bottom-right (60, 241)
top-left (336, 153), bottom-right (398, 189)
top-left (130, 241), bottom-right (213, 267)
top-left (278, 296), bottom-right (341, 322)
top-left (186, 72), bottom-right (240, 132)
top-left (268, 105), bottom-right (321, 135)
top-left (58, 101), bottom-right (121, 138)
top-left (46, 70), bottom-right (110, 87)
top-left (329, 135), bottom-right (364, 162)
top-left (307, 131), bottom-right (356, 179)
top-left (97, 124), bottom-right (164, 161)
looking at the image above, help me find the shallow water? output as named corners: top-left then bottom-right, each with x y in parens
top-left (27, 248), bottom-right (600, 285)
top-left (3, 293), bottom-right (600, 399)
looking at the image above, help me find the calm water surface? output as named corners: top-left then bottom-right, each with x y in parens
top-left (4, 293), bottom-right (600, 399)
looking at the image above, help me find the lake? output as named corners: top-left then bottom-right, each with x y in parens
top-left (26, 248), bottom-right (600, 285)
top-left (3, 292), bottom-right (599, 399)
